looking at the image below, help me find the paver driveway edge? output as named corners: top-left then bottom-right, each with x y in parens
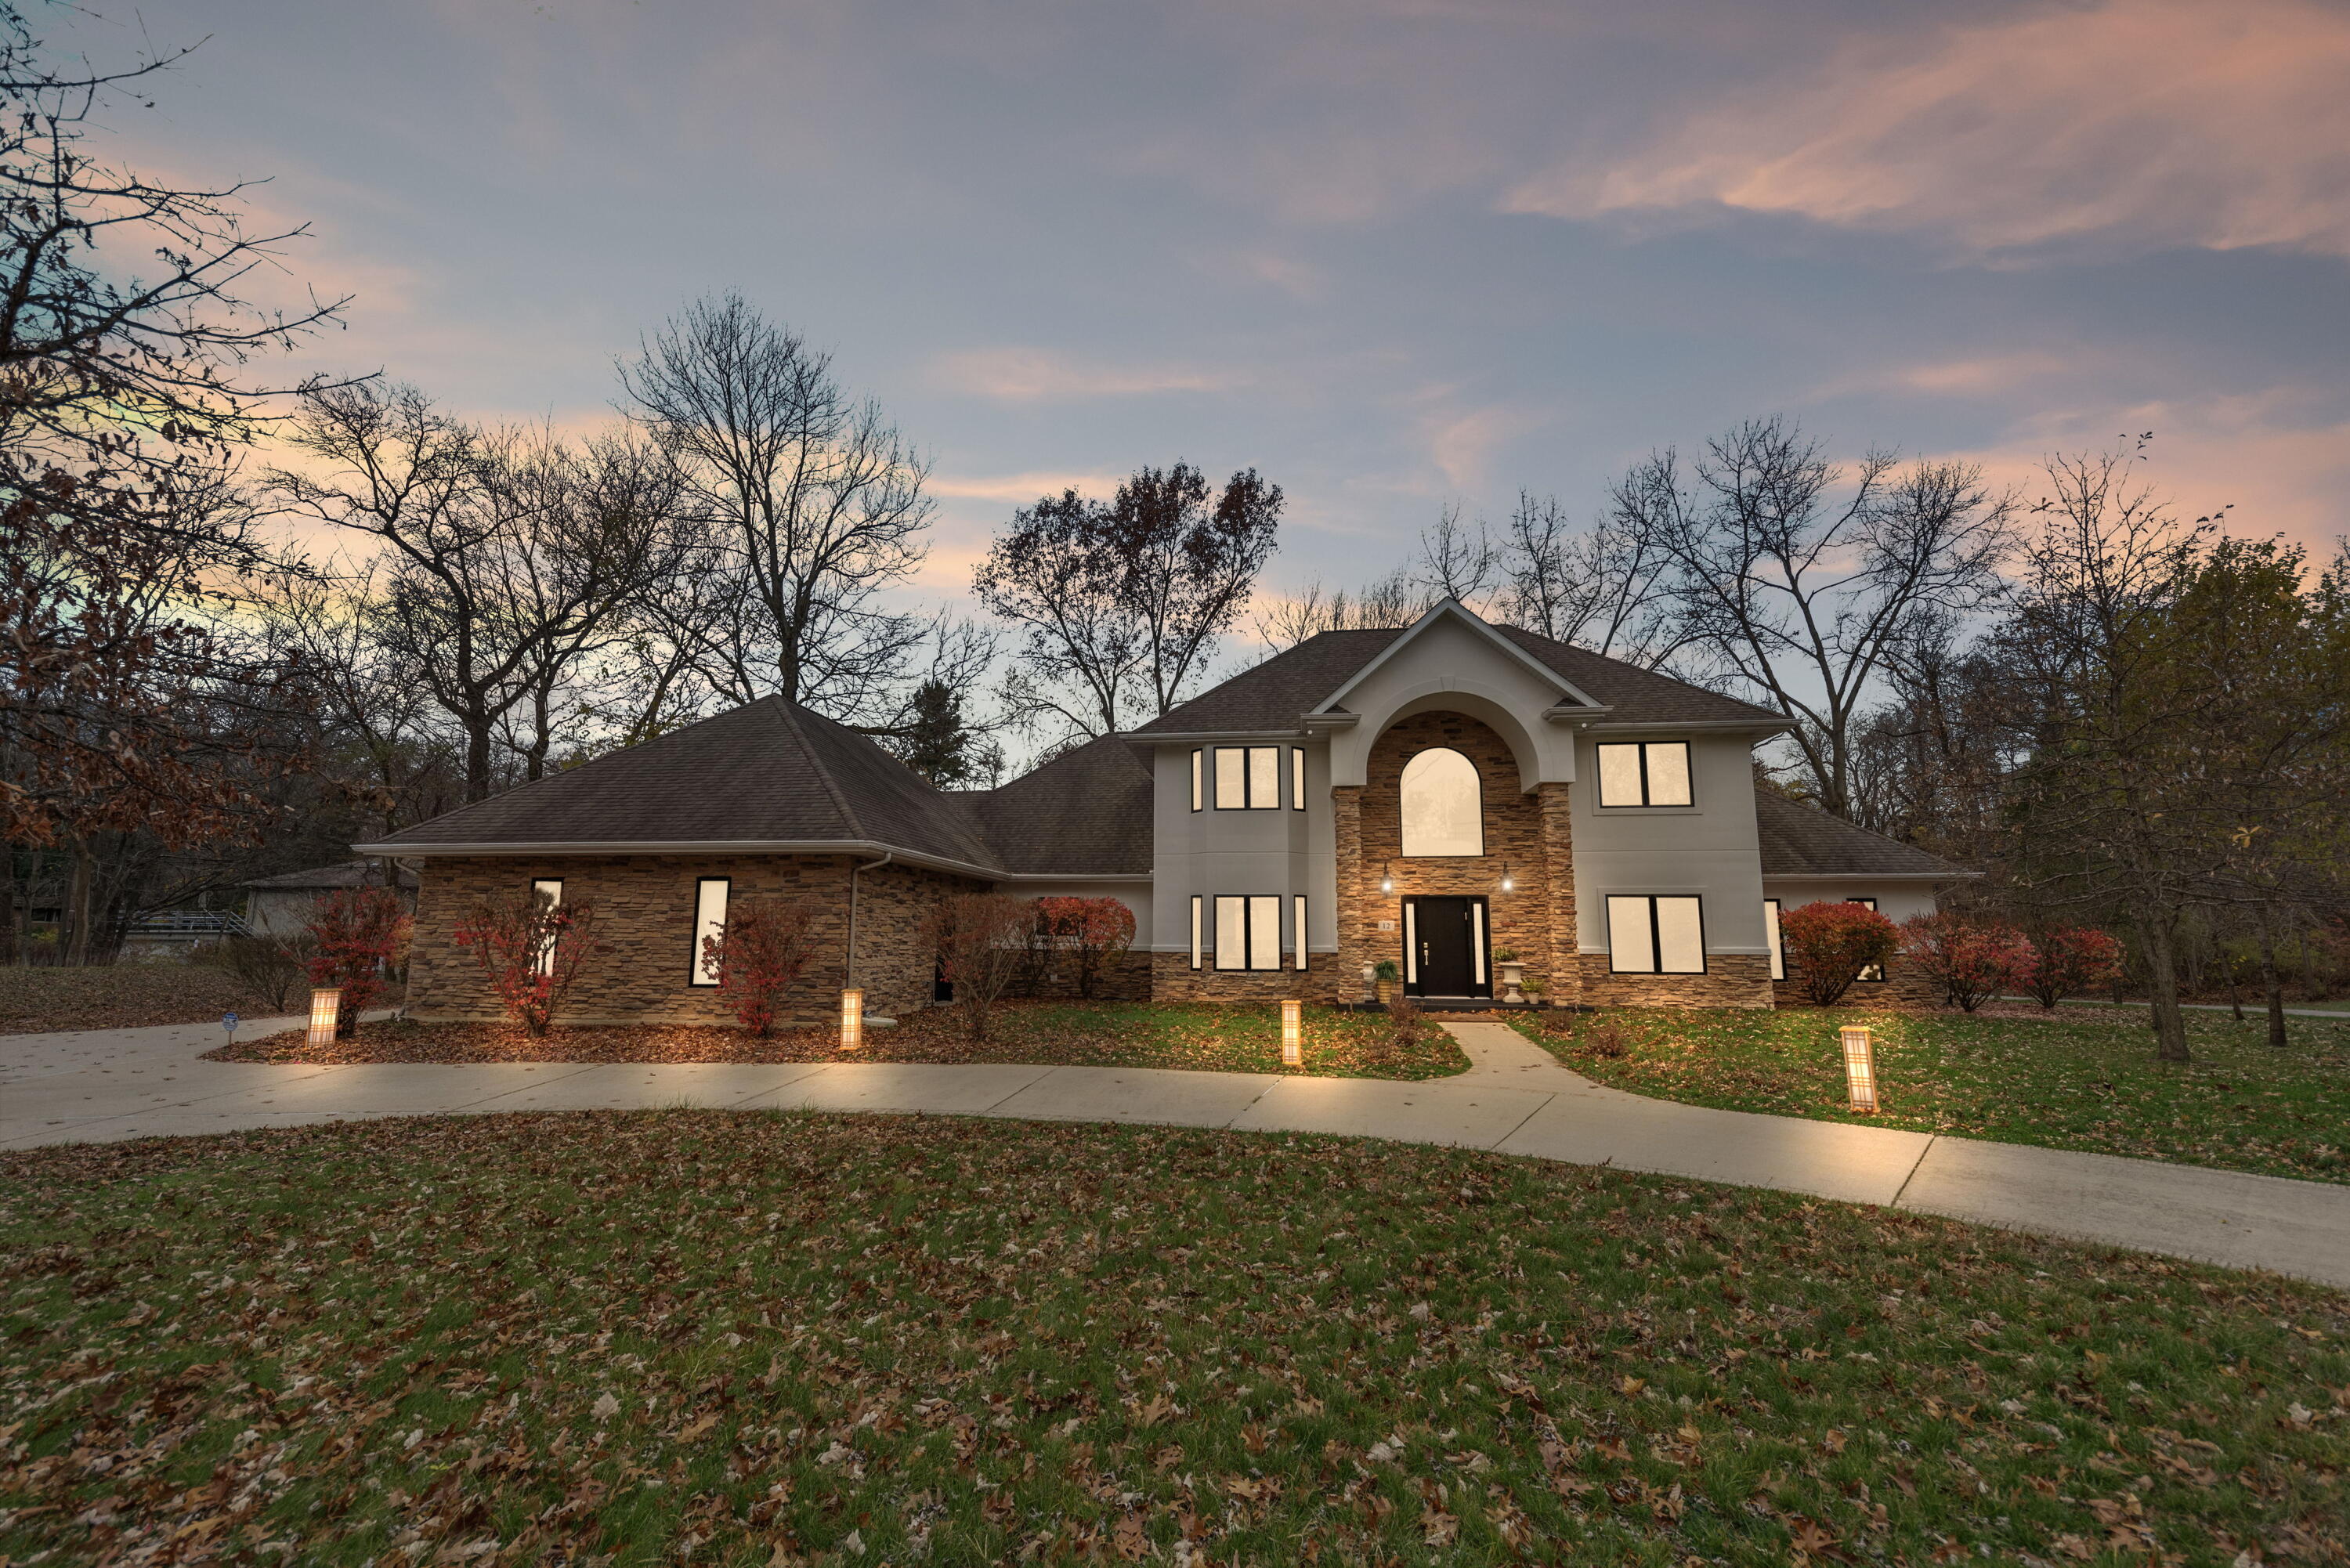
top-left (4, 1017), bottom-right (2347, 1291)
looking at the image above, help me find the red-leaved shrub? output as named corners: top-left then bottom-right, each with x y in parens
top-left (1778, 900), bottom-right (1902, 1006)
top-left (454, 888), bottom-right (600, 1037)
top-left (1901, 912), bottom-right (2030, 1011)
top-left (700, 899), bottom-right (816, 1036)
top-left (2016, 926), bottom-right (2125, 1010)
top-left (1033, 895), bottom-right (1137, 999)
top-left (927, 893), bottom-right (1032, 1042)
top-left (302, 887), bottom-right (410, 1035)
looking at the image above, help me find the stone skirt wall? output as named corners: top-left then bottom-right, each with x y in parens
top-left (1576, 952), bottom-right (1774, 1009)
top-left (405, 854), bottom-right (982, 1028)
top-left (1147, 950), bottom-right (1343, 1004)
top-left (1772, 955), bottom-right (1944, 1011)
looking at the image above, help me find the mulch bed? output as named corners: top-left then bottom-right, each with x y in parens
top-left (204, 999), bottom-right (1472, 1079)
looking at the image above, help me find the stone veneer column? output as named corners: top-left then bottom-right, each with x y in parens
top-left (1331, 784), bottom-right (1366, 993)
top-left (1537, 781), bottom-right (1582, 1006)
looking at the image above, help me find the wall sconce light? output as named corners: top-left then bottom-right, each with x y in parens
top-left (1499, 862), bottom-right (1514, 893)
top-left (840, 988), bottom-right (865, 1053)
top-left (1379, 861), bottom-right (1394, 894)
top-left (1840, 1025), bottom-right (1878, 1113)
top-left (1281, 999), bottom-right (1303, 1068)
top-left (306, 987), bottom-right (342, 1047)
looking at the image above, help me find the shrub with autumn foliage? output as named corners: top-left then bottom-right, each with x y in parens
top-left (453, 888), bottom-right (600, 1037)
top-left (2016, 926), bottom-right (2126, 1010)
top-left (926, 893), bottom-right (1032, 1042)
top-left (301, 888), bottom-right (411, 1035)
top-left (700, 899), bottom-right (817, 1037)
top-left (1033, 895), bottom-right (1137, 999)
top-left (1901, 912), bottom-right (2030, 1012)
top-left (1777, 900), bottom-right (1903, 1006)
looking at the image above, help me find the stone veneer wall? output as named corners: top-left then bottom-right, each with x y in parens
top-left (405, 854), bottom-right (983, 1027)
top-left (1020, 948), bottom-right (1153, 1003)
top-left (1578, 952), bottom-right (1774, 1009)
top-left (1772, 955), bottom-right (1943, 1011)
top-left (1148, 950), bottom-right (1338, 1004)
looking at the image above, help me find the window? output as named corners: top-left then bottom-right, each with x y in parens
top-left (531, 878), bottom-right (563, 976)
top-left (690, 878), bottom-right (729, 986)
top-left (1189, 896), bottom-right (1203, 970)
top-left (1606, 895), bottom-right (1705, 974)
top-left (1848, 897), bottom-right (1884, 981)
top-left (1398, 747), bottom-right (1483, 856)
top-left (1595, 742), bottom-right (1694, 807)
top-left (1191, 750), bottom-right (1203, 812)
top-left (1293, 894), bottom-right (1308, 970)
top-left (1291, 746), bottom-right (1306, 811)
top-left (1763, 898), bottom-right (1784, 981)
top-left (1213, 894), bottom-right (1282, 971)
top-left (1211, 746), bottom-right (1282, 811)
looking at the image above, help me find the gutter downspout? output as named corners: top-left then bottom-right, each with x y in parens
top-left (846, 851), bottom-right (893, 989)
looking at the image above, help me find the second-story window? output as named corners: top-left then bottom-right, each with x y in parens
top-left (1213, 746), bottom-right (1282, 809)
top-left (1596, 741), bottom-right (1694, 807)
top-left (1399, 746), bottom-right (1482, 856)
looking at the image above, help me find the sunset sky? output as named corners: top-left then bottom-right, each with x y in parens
top-left (61, 0), bottom-right (2350, 611)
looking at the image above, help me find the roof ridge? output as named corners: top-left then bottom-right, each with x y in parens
top-left (767, 698), bottom-right (864, 838)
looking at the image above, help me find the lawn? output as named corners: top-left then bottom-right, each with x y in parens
top-left (2, 1115), bottom-right (2342, 1566)
top-left (208, 999), bottom-right (1472, 1080)
top-left (0, 960), bottom-right (255, 1035)
top-left (1521, 1006), bottom-right (2350, 1184)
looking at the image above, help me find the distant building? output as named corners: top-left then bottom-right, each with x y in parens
top-left (242, 861), bottom-right (418, 938)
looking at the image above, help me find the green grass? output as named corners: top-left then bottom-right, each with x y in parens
top-left (1519, 1006), bottom-right (2350, 1183)
top-left (3, 1114), bottom-right (2344, 1566)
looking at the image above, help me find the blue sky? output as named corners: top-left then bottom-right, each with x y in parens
top-left (58, 0), bottom-right (2350, 618)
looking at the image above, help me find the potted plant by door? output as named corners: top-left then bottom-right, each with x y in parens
top-left (1493, 948), bottom-right (1526, 1005)
top-left (1373, 959), bottom-right (1400, 1007)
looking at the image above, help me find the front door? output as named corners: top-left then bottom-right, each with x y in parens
top-left (1404, 895), bottom-right (1488, 998)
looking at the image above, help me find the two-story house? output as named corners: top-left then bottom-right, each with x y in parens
top-left (365, 602), bottom-right (1965, 1023)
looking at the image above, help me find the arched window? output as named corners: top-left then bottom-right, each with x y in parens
top-left (1399, 747), bottom-right (1483, 857)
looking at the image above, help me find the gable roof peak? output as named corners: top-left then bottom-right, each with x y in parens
top-left (1311, 597), bottom-right (1606, 714)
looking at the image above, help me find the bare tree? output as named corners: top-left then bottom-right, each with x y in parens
top-left (620, 293), bottom-right (932, 719)
top-left (1495, 490), bottom-right (1684, 668)
top-left (1253, 569), bottom-right (1427, 648)
top-left (1638, 417), bottom-right (2016, 818)
top-left (1414, 502), bottom-right (1497, 609)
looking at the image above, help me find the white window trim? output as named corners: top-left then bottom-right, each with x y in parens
top-left (1607, 894), bottom-right (1708, 975)
top-left (1595, 741), bottom-right (1696, 809)
top-left (690, 877), bottom-right (729, 987)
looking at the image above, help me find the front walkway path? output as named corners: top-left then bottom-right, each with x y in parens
top-left (5, 1017), bottom-right (2346, 1292)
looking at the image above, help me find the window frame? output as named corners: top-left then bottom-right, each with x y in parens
top-left (1246, 745), bottom-right (1280, 810)
top-left (689, 876), bottom-right (730, 987)
top-left (1594, 741), bottom-right (1696, 809)
top-left (1605, 894), bottom-right (1708, 975)
top-left (1291, 746), bottom-right (1307, 811)
top-left (1190, 750), bottom-right (1203, 812)
top-left (1292, 894), bottom-right (1308, 970)
top-left (1763, 898), bottom-right (1784, 981)
top-left (530, 878), bottom-right (564, 977)
top-left (1398, 745), bottom-right (1485, 858)
top-left (1846, 897), bottom-right (1885, 981)
top-left (1189, 895), bottom-right (1203, 970)
top-left (1212, 894), bottom-right (1285, 972)
top-left (1211, 746), bottom-right (1284, 811)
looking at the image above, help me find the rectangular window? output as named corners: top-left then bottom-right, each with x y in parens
top-left (1595, 741), bottom-right (1695, 807)
top-left (1190, 895), bottom-right (1203, 970)
top-left (1293, 894), bottom-right (1308, 970)
top-left (1607, 894), bottom-right (1706, 974)
top-left (1191, 750), bottom-right (1203, 812)
top-left (1401, 901), bottom-right (1418, 984)
top-left (1763, 898), bottom-right (1784, 981)
top-left (690, 878), bottom-right (730, 986)
top-left (1848, 897), bottom-right (1884, 981)
top-left (1213, 747), bottom-right (1247, 809)
top-left (531, 878), bottom-right (563, 976)
top-left (1213, 894), bottom-right (1283, 971)
top-left (1290, 746), bottom-right (1307, 811)
top-left (1247, 746), bottom-right (1279, 809)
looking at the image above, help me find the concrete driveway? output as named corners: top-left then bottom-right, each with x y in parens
top-left (4, 1014), bottom-right (2346, 1292)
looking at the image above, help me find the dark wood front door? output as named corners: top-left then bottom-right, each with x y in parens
top-left (1405, 895), bottom-right (1488, 998)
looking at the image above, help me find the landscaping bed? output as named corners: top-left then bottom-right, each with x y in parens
top-left (0, 960), bottom-right (256, 1035)
top-left (1524, 1006), bottom-right (2350, 1183)
top-left (3, 1112), bottom-right (2341, 1566)
top-left (205, 999), bottom-right (1472, 1080)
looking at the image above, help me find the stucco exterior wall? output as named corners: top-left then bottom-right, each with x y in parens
top-left (1571, 732), bottom-right (1772, 966)
top-left (1149, 740), bottom-right (1336, 962)
top-left (406, 854), bottom-right (982, 1027)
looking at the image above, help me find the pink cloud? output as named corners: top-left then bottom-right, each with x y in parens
top-left (927, 348), bottom-right (1241, 403)
top-left (1507, 0), bottom-right (2350, 261)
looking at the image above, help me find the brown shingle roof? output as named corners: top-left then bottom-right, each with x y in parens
top-left (952, 735), bottom-right (1154, 876)
top-left (1753, 790), bottom-right (1969, 878)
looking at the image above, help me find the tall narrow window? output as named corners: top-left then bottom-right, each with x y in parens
top-left (1847, 897), bottom-right (1884, 981)
top-left (531, 878), bottom-right (563, 976)
top-left (1401, 901), bottom-right (1419, 984)
top-left (1606, 895), bottom-right (1705, 974)
top-left (1290, 746), bottom-right (1307, 811)
top-left (1594, 742), bottom-right (1694, 807)
top-left (1247, 746), bottom-right (1279, 809)
top-left (1398, 747), bottom-right (1482, 857)
top-left (1191, 750), bottom-right (1203, 812)
top-left (1249, 895), bottom-right (1280, 969)
top-left (1213, 748), bottom-right (1247, 810)
top-left (1190, 895), bottom-right (1203, 969)
top-left (690, 878), bottom-right (730, 986)
top-left (1763, 898), bottom-right (1784, 981)
top-left (1293, 894), bottom-right (1308, 970)
top-left (1214, 896), bottom-right (1246, 970)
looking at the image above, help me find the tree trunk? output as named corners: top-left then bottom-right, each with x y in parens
top-left (2135, 909), bottom-right (2192, 1064)
top-left (0, 843), bottom-right (15, 966)
top-left (63, 840), bottom-right (94, 967)
top-left (465, 717), bottom-right (495, 803)
top-left (2256, 905), bottom-right (2288, 1050)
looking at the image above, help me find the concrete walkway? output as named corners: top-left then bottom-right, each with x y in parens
top-left (4, 1016), bottom-right (2347, 1292)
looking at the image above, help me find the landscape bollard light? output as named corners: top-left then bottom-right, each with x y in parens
top-left (840, 988), bottom-right (864, 1052)
top-left (1841, 1024), bottom-right (1878, 1113)
top-left (307, 988), bottom-right (342, 1048)
top-left (1281, 999), bottom-right (1303, 1067)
